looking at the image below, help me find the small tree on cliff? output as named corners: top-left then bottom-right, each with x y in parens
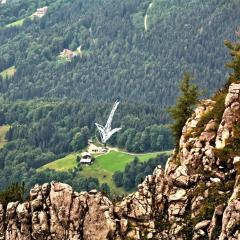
top-left (169, 72), bottom-right (199, 147)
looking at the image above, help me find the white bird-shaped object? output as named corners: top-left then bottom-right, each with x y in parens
top-left (95, 101), bottom-right (122, 144)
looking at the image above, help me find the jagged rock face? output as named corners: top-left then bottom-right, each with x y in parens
top-left (0, 83), bottom-right (240, 239)
top-left (0, 204), bottom-right (4, 240)
top-left (115, 166), bottom-right (165, 239)
top-left (216, 83), bottom-right (240, 149)
top-left (0, 182), bottom-right (117, 240)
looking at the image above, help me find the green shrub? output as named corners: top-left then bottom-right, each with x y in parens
top-left (0, 182), bottom-right (25, 208)
top-left (169, 72), bottom-right (199, 147)
top-left (196, 90), bottom-right (227, 133)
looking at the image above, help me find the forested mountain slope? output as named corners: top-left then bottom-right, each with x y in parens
top-left (0, 99), bottom-right (172, 192)
top-left (0, 0), bottom-right (239, 106)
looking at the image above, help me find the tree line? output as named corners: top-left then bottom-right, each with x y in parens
top-left (0, 99), bottom-right (172, 192)
top-left (112, 154), bottom-right (168, 191)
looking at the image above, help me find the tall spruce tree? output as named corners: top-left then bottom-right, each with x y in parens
top-left (169, 72), bottom-right (199, 146)
top-left (224, 39), bottom-right (240, 84)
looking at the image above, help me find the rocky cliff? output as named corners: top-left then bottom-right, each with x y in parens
top-left (1, 83), bottom-right (240, 240)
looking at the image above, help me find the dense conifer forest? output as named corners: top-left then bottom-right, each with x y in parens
top-left (0, 0), bottom-right (239, 105)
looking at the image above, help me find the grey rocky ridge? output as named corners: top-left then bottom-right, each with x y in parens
top-left (0, 83), bottom-right (240, 239)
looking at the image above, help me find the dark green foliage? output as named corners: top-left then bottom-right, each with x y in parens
top-left (0, 0), bottom-right (59, 27)
top-left (0, 0), bottom-right (239, 105)
top-left (169, 73), bottom-right (199, 145)
top-left (0, 182), bottom-right (25, 207)
top-left (183, 180), bottom-right (234, 239)
top-left (0, 99), bottom-right (173, 192)
top-left (193, 184), bottom-right (231, 223)
top-left (112, 171), bottom-right (123, 187)
top-left (196, 89), bottom-right (227, 136)
top-left (0, 99), bottom-right (172, 153)
top-left (118, 125), bottom-right (173, 152)
top-left (76, 158), bottom-right (83, 171)
top-left (225, 39), bottom-right (240, 84)
top-left (182, 204), bottom-right (194, 240)
top-left (112, 154), bottom-right (168, 191)
top-left (0, 147), bottom-right (107, 193)
top-left (211, 40), bottom-right (240, 163)
top-left (27, 168), bottom-right (106, 193)
top-left (211, 225), bottom-right (223, 240)
top-left (214, 121), bottom-right (240, 165)
top-left (70, 127), bottom-right (89, 151)
top-left (100, 183), bottom-right (111, 196)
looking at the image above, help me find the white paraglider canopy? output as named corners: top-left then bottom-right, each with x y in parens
top-left (95, 101), bottom-right (122, 144)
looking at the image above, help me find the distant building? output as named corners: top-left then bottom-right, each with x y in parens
top-left (33, 7), bottom-right (48, 18)
top-left (80, 152), bottom-right (92, 164)
top-left (60, 49), bottom-right (77, 60)
top-left (88, 139), bottom-right (93, 144)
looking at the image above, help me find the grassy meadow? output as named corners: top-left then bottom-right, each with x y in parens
top-left (39, 150), bottom-right (172, 194)
top-left (0, 66), bottom-right (16, 79)
top-left (0, 125), bottom-right (10, 148)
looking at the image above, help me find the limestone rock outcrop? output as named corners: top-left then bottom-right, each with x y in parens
top-left (0, 83), bottom-right (240, 239)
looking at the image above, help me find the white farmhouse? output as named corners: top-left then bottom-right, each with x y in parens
top-left (80, 152), bottom-right (92, 164)
top-left (33, 7), bottom-right (48, 18)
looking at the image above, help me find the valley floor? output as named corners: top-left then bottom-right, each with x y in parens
top-left (39, 150), bottom-right (172, 194)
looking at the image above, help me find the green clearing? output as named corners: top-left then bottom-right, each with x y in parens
top-left (0, 125), bottom-right (10, 148)
top-left (79, 151), bottom-right (171, 194)
top-left (5, 18), bottom-right (25, 27)
top-left (4, 15), bottom-right (34, 28)
top-left (0, 66), bottom-right (16, 79)
top-left (39, 150), bottom-right (171, 172)
top-left (39, 150), bottom-right (172, 194)
top-left (94, 151), bottom-right (167, 172)
top-left (39, 152), bottom-right (80, 172)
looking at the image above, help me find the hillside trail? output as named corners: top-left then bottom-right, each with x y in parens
top-left (144, 1), bottom-right (153, 31)
top-left (89, 143), bottom-right (169, 159)
top-left (107, 146), bottom-right (167, 156)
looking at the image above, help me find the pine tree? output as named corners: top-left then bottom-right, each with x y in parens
top-left (169, 72), bottom-right (199, 146)
top-left (0, 182), bottom-right (25, 207)
top-left (224, 39), bottom-right (240, 84)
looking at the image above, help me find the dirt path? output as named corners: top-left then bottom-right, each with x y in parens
top-left (89, 143), bottom-right (172, 158)
top-left (108, 146), bottom-right (170, 156)
top-left (144, 2), bottom-right (153, 31)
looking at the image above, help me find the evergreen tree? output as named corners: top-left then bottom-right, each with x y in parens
top-left (0, 182), bottom-right (25, 207)
top-left (169, 73), bottom-right (199, 146)
top-left (224, 39), bottom-right (240, 84)
top-left (112, 171), bottom-right (123, 187)
top-left (112, 154), bottom-right (168, 191)
top-left (100, 183), bottom-right (110, 196)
